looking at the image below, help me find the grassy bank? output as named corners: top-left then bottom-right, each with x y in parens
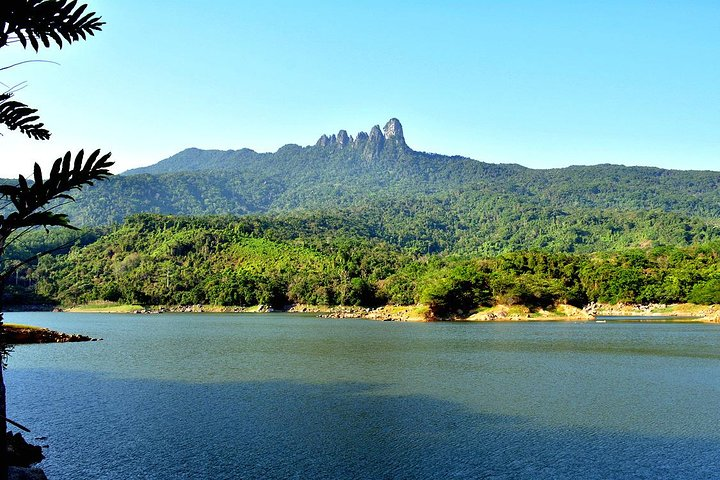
top-left (64, 302), bottom-right (145, 313)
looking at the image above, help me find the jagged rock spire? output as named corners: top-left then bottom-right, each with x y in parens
top-left (316, 134), bottom-right (330, 147)
top-left (353, 131), bottom-right (369, 148)
top-left (315, 118), bottom-right (408, 157)
top-left (383, 118), bottom-right (404, 144)
top-left (368, 125), bottom-right (384, 143)
top-left (363, 125), bottom-right (385, 160)
top-left (337, 129), bottom-right (351, 146)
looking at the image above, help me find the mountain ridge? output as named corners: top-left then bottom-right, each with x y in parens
top-left (122, 118), bottom-right (518, 176)
top-left (43, 117), bottom-right (720, 254)
top-left (122, 118), bottom-right (718, 177)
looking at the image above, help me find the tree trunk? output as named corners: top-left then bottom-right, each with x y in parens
top-left (0, 312), bottom-right (7, 480)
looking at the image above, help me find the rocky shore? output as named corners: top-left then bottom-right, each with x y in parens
top-left (317, 305), bottom-right (429, 322)
top-left (318, 303), bottom-right (720, 323)
top-left (6, 430), bottom-right (47, 480)
top-left (3, 324), bottom-right (99, 344)
top-left (465, 304), bottom-right (594, 322)
top-left (59, 301), bottom-right (720, 323)
top-left (591, 302), bottom-right (720, 320)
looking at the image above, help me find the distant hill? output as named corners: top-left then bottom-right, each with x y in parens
top-left (123, 147), bottom-right (268, 176)
top-left (47, 118), bottom-right (720, 253)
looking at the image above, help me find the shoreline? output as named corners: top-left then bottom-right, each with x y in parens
top-left (47, 301), bottom-right (720, 323)
top-left (2, 323), bottom-right (99, 344)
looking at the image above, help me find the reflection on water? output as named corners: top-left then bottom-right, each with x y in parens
top-left (5, 312), bottom-right (720, 479)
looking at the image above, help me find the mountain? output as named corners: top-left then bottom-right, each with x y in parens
top-left (8, 119), bottom-right (720, 309)
top-left (53, 118), bottom-right (720, 253)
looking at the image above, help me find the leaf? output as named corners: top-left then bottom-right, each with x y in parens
top-left (16, 31), bottom-right (28, 49)
top-left (2, 0), bottom-right (105, 51)
top-left (49, 157), bottom-right (61, 180)
top-left (0, 99), bottom-right (51, 140)
top-left (18, 175), bottom-right (29, 195)
top-left (29, 33), bottom-right (40, 52)
top-left (61, 152), bottom-right (71, 176)
top-left (33, 163), bottom-right (44, 191)
top-left (68, 3), bottom-right (88, 25)
top-left (39, 32), bottom-right (50, 48)
top-left (0, 149), bottom-right (114, 238)
top-left (48, 30), bottom-right (63, 48)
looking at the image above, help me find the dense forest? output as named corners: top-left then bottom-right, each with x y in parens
top-left (4, 214), bottom-right (718, 317)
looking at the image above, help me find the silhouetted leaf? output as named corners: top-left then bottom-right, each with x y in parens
top-left (0, 0), bottom-right (105, 50)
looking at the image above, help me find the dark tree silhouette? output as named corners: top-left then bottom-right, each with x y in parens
top-left (0, 2), bottom-right (110, 477)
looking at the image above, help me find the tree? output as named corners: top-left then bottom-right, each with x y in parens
top-left (0, 2), bottom-right (110, 477)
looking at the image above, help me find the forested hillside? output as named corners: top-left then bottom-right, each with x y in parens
top-left (58, 119), bottom-right (720, 231)
top-left (4, 119), bottom-right (720, 312)
top-left (11, 214), bottom-right (719, 314)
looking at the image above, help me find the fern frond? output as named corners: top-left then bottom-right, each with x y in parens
top-left (0, 98), bottom-right (51, 140)
top-left (0, 149), bottom-right (113, 234)
top-left (0, 0), bottom-right (104, 51)
top-left (1, 210), bottom-right (74, 231)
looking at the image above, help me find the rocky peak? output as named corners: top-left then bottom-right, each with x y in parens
top-left (383, 118), bottom-right (404, 143)
top-left (353, 131), bottom-right (369, 150)
top-left (368, 125), bottom-right (384, 143)
top-left (316, 133), bottom-right (337, 147)
top-left (337, 130), bottom-right (351, 146)
top-left (316, 134), bottom-right (330, 147)
top-left (363, 125), bottom-right (385, 160)
top-left (315, 118), bottom-right (408, 155)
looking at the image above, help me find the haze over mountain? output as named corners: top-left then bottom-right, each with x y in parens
top-left (52, 118), bottom-right (720, 254)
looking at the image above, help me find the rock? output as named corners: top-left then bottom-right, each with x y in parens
top-left (6, 431), bottom-right (44, 468)
top-left (3, 326), bottom-right (95, 344)
top-left (353, 131), bottom-right (369, 147)
top-left (383, 118), bottom-right (405, 144)
top-left (337, 129), bottom-right (351, 146)
top-left (316, 133), bottom-right (340, 147)
top-left (363, 125), bottom-right (385, 160)
top-left (315, 134), bottom-right (330, 147)
top-left (8, 467), bottom-right (48, 480)
top-left (368, 124), bottom-right (383, 143)
top-left (583, 302), bottom-right (599, 315)
top-left (316, 119), bottom-right (403, 153)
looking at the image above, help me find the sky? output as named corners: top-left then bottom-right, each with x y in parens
top-left (0, 0), bottom-right (718, 177)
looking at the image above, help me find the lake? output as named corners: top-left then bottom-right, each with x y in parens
top-left (5, 312), bottom-right (720, 479)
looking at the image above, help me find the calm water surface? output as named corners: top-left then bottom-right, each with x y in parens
top-left (5, 312), bottom-right (720, 479)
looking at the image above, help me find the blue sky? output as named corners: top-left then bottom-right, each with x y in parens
top-left (1, 0), bottom-right (718, 177)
